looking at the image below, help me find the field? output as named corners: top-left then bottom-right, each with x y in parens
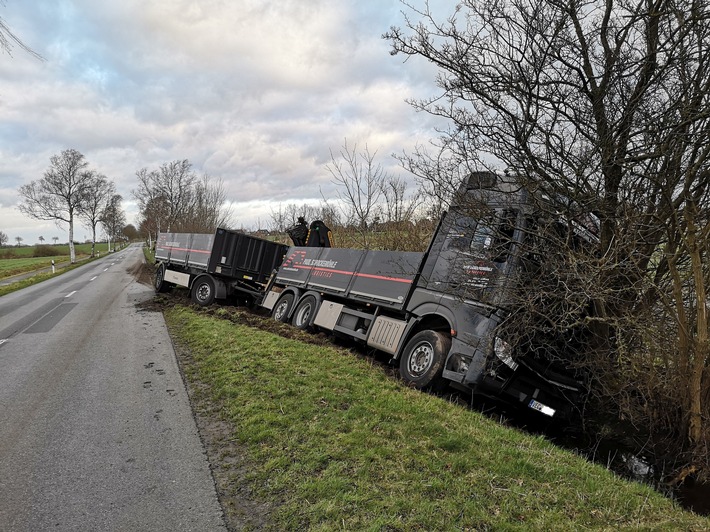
top-left (159, 298), bottom-right (709, 530)
top-left (0, 243), bottom-right (110, 279)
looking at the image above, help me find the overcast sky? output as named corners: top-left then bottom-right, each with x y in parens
top-left (0, 0), bottom-right (448, 244)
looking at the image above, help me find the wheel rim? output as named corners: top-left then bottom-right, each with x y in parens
top-left (407, 341), bottom-right (434, 377)
top-left (274, 300), bottom-right (288, 320)
top-left (156, 268), bottom-right (163, 287)
top-left (295, 303), bottom-right (312, 326)
top-left (196, 283), bottom-right (211, 302)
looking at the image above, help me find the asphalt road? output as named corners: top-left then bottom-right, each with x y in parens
top-left (0, 245), bottom-right (226, 531)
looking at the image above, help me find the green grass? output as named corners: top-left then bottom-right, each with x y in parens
top-left (165, 305), bottom-right (708, 530)
top-left (0, 242), bottom-right (108, 258)
top-left (0, 242), bottom-right (119, 281)
top-left (0, 256), bottom-right (69, 277)
top-left (0, 243), bottom-right (121, 297)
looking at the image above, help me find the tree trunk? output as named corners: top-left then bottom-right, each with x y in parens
top-left (686, 211), bottom-right (709, 444)
top-left (68, 211), bottom-right (76, 264)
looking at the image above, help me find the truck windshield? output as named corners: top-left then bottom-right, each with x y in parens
top-left (446, 209), bottom-right (517, 263)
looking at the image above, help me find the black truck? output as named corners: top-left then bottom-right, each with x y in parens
top-left (155, 172), bottom-right (588, 420)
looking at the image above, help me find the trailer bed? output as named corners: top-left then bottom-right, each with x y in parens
top-left (276, 247), bottom-right (423, 310)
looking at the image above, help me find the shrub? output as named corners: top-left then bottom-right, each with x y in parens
top-left (33, 244), bottom-right (63, 257)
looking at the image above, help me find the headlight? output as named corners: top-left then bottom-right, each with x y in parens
top-left (494, 337), bottom-right (518, 370)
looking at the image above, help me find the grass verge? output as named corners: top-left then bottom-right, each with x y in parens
top-left (165, 304), bottom-right (708, 531)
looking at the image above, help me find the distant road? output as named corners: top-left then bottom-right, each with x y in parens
top-left (0, 244), bottom-right (226, 531)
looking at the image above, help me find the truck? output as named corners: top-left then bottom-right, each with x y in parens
top-left (154, 172), bottom-right (589, 420)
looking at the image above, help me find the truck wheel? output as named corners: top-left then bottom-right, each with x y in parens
top-left (271, 293), bottom-right (295, 322)
top-left (291, 295), bottom-right (318, 330)
top-left (154, 263), bottom-right (172, 293)
top-left (399, 330), bottom-right (450, 390)
top-left (191, 276), bottom-right (216, 306)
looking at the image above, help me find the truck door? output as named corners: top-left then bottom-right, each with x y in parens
top-left (424, 208), bottom-right (518, 304)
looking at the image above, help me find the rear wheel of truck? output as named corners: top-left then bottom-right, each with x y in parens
top-left (291, 295), bottom-right (318, 330)
top-left (271, 293), bottom-right (295, 322)
top-left (399, 330), bottom-right (450, 390)
top-left (154, 263), bottom-right (172, 293)
top-left (191, 276), bottom-right (215, 306)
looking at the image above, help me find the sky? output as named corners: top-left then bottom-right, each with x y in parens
top-left (0, 0), bottom-right (449, 245)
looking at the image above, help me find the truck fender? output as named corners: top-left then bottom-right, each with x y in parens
top-left (395, 303), bottom-right (456, 361)
top-left (407, 302), bottom-right (457, 335)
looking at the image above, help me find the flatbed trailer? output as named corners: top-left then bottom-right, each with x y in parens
top-left (154, 228), bottom-right (289, 306)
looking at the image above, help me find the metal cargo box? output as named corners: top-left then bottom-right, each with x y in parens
top-left (207, 228), bottom-right (289, 286)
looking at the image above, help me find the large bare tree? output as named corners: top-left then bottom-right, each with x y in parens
top-left (77, 172), bottom-right (115, 257)
top-left (18, 149), bottom-right (94, 263)
top-left (133, 160), bottom-right (232, 242)
top-left (386, 0), bottom-right (710, 477)
top-left (100, 194), bottom-right (126, 252)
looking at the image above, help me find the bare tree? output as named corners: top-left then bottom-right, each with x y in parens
top-left (0, 230), bottom-right (7, 246)
top-left (269, 203), bottom-right (322, 234)
top-left (181, 175), bottom-right (234, 232)
top-left (77, 172), bottom-right (115, 257)
top-left (38, 236), bottom-right (44, 244)
top-left (52, 236), bottom-right (58, 245)
top-left (18, 149), bottom-right (94, 263)
top-left (14, 236), bottom-right (22, 247)
top-left (100, 194), bottom-right (125, 252)
top-left (133, 161), bottom-right (232, 242)
top-left (133, 160), bottom-right (196, 238)
top-left (325, 140), bottom-right (385, 248)
top-left (386, 0), bottom-right (710, 476)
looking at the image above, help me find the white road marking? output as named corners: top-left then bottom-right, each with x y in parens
top-left (65, 291), bottom-right (77, 298)
top-left (103, 268), bottom-right (109, 272)
top-left (0, 339), bottom-right (7, 346)
top-left (90, 276), bottom-right (98, 281)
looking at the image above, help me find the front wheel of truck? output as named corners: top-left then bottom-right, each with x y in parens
top-left (191, 276), bottom-right (216, 306)
top-left (399, 330), bottom-right (450, 390)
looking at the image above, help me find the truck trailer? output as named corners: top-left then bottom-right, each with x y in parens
top-left (154, 228), bottom-right (290, 306)
top-left (155, 172), bottom-right (588, 420)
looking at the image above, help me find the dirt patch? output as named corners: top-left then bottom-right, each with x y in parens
top-left (127, 258), bottom-right (155, 287)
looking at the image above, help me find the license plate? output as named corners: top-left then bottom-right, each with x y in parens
top-left (529, 399), bottom-right (555, 417)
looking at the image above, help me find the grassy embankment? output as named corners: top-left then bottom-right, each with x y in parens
top-left (165, 303), bottom-right (709, 530)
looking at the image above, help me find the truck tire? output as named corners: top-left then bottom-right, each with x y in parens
top-left (291, 295), bottom-right (318, 330)
top-left (399, 330), bottom-right (450, 390)
top-left (154, 263), bottom-right (172, 293)
top-left (271, 293), bottom-right (295, 322)
top-left (191, 276), bottom-right (216, 306)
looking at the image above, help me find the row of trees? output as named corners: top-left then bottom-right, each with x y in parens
top-left (17, 149), bottom-right (125, 262)
top-left (268, 140), bottom-right (434, 252)
top-left (0, 233), bottom-right (62, 247)
top-left (386, 0), bottom-right (710, 481)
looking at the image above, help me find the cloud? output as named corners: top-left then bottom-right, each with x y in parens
top-left (1, 0), bottom-right (448, 242)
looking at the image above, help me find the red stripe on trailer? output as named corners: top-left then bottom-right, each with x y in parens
top-left (295, 264), bottom-right (413, 284)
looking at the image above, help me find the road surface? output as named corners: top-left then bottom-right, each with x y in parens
top-left (0, 245), bottom-right (226, 531)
